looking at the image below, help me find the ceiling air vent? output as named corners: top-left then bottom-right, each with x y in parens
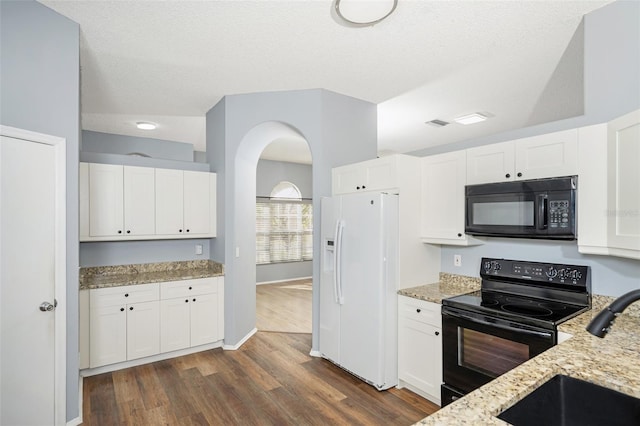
top-left (426, 119), bottom-right (450, 128)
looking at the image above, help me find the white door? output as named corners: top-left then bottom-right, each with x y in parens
top-left (1, 129), bottom-right (66, 425)
top-left (183, 171), bottom-right (210, 235)
top-left (191, 293), bottom-right (218, 346)
top-left (123, 166), bottom-right (155, 236)
top-left (155, 168), bottom-right (184, 235)
top-left (126, 301), bottom-right (160, 360)
top-left (89, 163), bottom-right (124, 236)
top-left (160, 297), bottom-right (191, 352)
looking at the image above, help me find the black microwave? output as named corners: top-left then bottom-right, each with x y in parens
top-left (465, 176), bottom-right (577, 240)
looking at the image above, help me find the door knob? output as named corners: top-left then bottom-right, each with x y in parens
top-left (39, 300), bottom-right (57, 312)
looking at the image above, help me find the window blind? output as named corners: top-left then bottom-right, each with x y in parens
top-left (256, 199), bottom-right (313, 264)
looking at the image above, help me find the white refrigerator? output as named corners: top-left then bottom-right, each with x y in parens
top-left (319, 191), bottom-right (399, 390)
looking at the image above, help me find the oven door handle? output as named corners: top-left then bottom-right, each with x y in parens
top-left (444, 310), bottom-right (554, 339)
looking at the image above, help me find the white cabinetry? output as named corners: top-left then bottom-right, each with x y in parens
top-left (332, 156), bottom-right (398, 194)
top-left (420, 151), bottom-right (483, 246)
top-left (578, 110), bottom-right (640, 260)
top-left (83, 277), bottom-right (224, 371)
top-left (82, 163), bottom-right (155, 238)
top-left (331, 154), bottom-right (440, 289)
top-left (89, 283), bottom-right (160, 368)
top-left (160, 277), bottom-right (224, 352)
top-left (466, 129), bottom-right (578, 184)
top-left (398, 296), bottom-right (442, 405)
top-left (80, 162), bottom-right (217, 241)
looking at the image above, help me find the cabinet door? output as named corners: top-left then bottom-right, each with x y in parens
top-left (421, 151), bottom-right (467, 242)
top-left (332, 164), bottom-right (364, 194)
top-left (466, 141), bottom-right (515, 185)
top-left (155, 168), bottom-right (184, 235)
top-left (123, 166), bottom-right (155, 236)
top-left (126, 301), bottom-right (160, 360)
top-left (183, 171), bottom-right (210, 235)
top-left (364, 157), bottom-right (396, 191)
top-left (89, 304), bottom-right (126, 368)
top-left (191, 293), bottom-right (220, 346)
top-left (514, 129), bottom-right (578, 180)
top-left (398, 317), bottom-right (442, 404)
top-left (160, 298), bottom-right (191, 352)
top-left (607, 110), bottom-right (640, 253)
top-left (89, 163), bottom-right (124, 236)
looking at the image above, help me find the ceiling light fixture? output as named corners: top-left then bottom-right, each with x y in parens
top-left (136, 121), bottom-right (157, 130)
top-left (426, 119), bottom-right (450, 128)
top-left (454, 113), bottom-right (488, 125)
top-left (334, 0), bottom-right (398, 27)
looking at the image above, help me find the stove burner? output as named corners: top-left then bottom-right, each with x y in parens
top-left (501, 304), bottom-right (553, 317)
top-left (481, 298), bottom-right (499, 307)
top-left (538, 301), bottom-right (568, 311)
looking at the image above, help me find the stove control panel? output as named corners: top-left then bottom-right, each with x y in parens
top-left (481, 257), bottom-right (590, 289)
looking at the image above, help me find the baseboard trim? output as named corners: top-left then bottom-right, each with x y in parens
top-left (223, 327), bottom-right (257, 350)
top-left (309, 350), bottom-right (322, 358)
top-left (256, 276), bottom-right (312, 285)
top-left (66, 416), bottom-right (82, 426)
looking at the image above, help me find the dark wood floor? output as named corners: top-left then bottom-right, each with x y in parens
top-left (82, 332), bottom-right (439, 425)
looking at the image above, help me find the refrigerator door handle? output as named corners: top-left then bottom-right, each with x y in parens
top-left (334, 219), bottom-right (345, 305)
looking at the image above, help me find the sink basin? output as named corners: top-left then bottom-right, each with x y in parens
top-left (497, 374), bottom-right (640, 426)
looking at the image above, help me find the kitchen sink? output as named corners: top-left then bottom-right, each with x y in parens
top-left (497, 374), bottom-right (640, 426)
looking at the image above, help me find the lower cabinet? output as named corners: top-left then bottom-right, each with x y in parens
top-left (398, 295), bottom-right (442, 405)
top-left (85, 277), bottom-right (224, 369)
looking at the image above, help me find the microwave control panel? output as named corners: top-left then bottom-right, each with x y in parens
top-left (549, 200), bottom-right (571, 228)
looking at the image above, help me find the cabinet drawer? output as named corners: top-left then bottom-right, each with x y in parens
top-left (90, 283), bottom-right (159, 308)
top-left (398, 296), bottom-right (441, 327)
top-left (160, 277), bottom-right (219, 299)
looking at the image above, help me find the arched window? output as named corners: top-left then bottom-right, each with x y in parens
top-left (256, 182), bottom-right (313, 264)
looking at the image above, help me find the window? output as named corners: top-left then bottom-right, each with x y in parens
top-left (256, 182), bottom-right (313, 264)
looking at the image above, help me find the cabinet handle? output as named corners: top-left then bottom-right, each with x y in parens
top-left (188, 286), bottom-right (193, 290)
top-left (126, 230), bottom-right (131, 234)
top-left (505, 173), bottom-right (511, 178)
top-left (362, 185), bottom-right (366, 189)
top-left (120, 307), bottom-right (124, 312)
top-left (179, 229), bottom-right (183, 233)
top-left (129, 306), bottom-right (133, 311)
top-left (416, 308), bottom-right (421, 313)
top-left (186, 229), bottom-right (190, 233)
top-left (192, 298), bottom-right (196, 302)
top-left (435, 331), bottom-right (440, 336)
top-left (117, 230), bottom-right (122, 234)
top-left (185, 299), bottom-right (189, 303)
top-left (356, 186), bottom-right (361, 190)
top-left (457, 233), bottom-right (462, 237)
top-left (517, 172), bottom-right (523, 177)
top-left (124, 293), bottom-right (129, 297)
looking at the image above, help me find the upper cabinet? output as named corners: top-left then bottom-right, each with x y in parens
top-left (80, 162), bottom-right (217, 242)
top-left (420, 151), bottom-right (483, 246)
top-left (466, 129), bottom-right (578, 185)
top-left (578, 109), bottom-right (640, 260)
top-left (332, 156), bottom-right (398, 194)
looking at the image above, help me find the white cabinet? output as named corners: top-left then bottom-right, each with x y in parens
top-left (420, 151), bottom-right (483, 246)
top-left (80, 162), bottom-right (217, 241)
top-left (159, 277), bottom-right (224, 352)
top-left (578, 110), bottom-right (640, 260)
top-left (398, 296), bottom-right (442, 405)
top-left (332, 156), bottom-right (398, 194)
top-left (155, 169), bottom-right (215, 237)
top-left (82, 163), bottom-right (155, 238)
top-left (89, 283), bottom-right (160, 368)
top-left (466, 129), bottom-right (578, 184)
top-left (331, 154), bottom-right (441, 289)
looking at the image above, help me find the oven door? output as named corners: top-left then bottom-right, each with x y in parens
top-left (442, 306), bottom-right (555, 396)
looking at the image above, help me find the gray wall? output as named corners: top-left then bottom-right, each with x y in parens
top-left (79, 130), bottom-right (212, 267)
top-left (0, 0), bottom-right (80, 421)
top-left (428, 0), bottom-right (640, 297)
top-left (256, 159), bottom-right (313, 283)
top-left (206, 89), bottom-right (377, 351)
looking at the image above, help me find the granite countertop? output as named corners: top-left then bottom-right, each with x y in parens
top-left (80, 260), bottom-right (224, 290)
top-left (414, 294), bottom-right (640, 425)
top-left (398, 273), bottom-right (481, 304)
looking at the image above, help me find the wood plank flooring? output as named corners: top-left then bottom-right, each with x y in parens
top-left (256, 279), bottom-right (312, 333)
top-left (82, 332), bottom-right (439, 425)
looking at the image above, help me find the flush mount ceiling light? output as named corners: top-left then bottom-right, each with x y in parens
top-left (454, 113), bottom-right (488, 125)
top-left (425, 119), bottom-right (450, 128)
top-left (136, 121), bottom-right (157, 130)
top-left (334, 0), bottom-right (398, 27)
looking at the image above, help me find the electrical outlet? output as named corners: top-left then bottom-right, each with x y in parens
top-left (454, 254), bottom-right (462, 267)
top-left (195, 244), bottom-right (203, 255)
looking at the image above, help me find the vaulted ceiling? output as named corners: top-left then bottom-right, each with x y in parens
top-left (40, 0), bottom-right (611, 164)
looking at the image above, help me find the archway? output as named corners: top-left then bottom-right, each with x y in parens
top-left (233, 121), bottom-right (313, 341)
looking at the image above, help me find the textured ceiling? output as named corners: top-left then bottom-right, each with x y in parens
top-left (39, 0), bottom-right (611, 163)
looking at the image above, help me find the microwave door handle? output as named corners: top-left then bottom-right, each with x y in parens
top-left (538, 194), bottom-right (548, 230)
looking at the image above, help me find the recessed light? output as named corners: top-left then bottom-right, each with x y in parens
top-left (136, 122), bottom-right (157, 130)
top-left (454, 113), bottom-right (488, 125)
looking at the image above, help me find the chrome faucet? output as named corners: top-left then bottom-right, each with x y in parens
top-left (586, 289), bottom-right (640, 338)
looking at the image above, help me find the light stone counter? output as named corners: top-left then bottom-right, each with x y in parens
top-left (80, 260), bottom-right (224, 290)
top-left (414, 293), bottom-right (640, 425)
top-left (398, 273), bottom-right (481, 304)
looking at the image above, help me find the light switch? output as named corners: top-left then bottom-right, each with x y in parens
top-left (235, 247), bottom-right (240, 257)
top-left (195, 244), bottom-right (203, 255)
